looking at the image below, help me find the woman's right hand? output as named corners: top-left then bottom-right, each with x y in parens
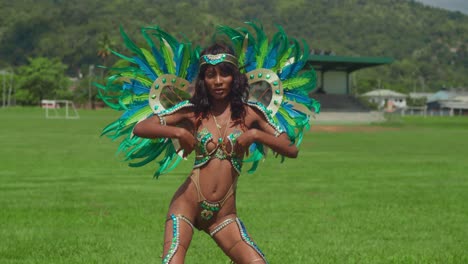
top-left (176, 128), bottom-right (196, 157)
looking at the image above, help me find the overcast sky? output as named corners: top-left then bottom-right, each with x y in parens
top-left (415, 0), bottom-right (468, 14)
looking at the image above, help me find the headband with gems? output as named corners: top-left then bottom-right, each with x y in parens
top-left (199, 53), bottom-right (238, 67)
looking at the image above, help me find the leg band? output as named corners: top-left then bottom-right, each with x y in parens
top-left (162, 214), bottom-right (194, 264)
top-left (235, 218), bottom-right (268, 264)
top-left (177, 214), bottom-right (195, 232)
top-left (210, 217), bottom-right (236, 237)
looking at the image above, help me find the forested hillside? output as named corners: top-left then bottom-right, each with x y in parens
top-left (0, 0), bottom-right (467, 97)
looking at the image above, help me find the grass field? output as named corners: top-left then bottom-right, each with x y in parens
top-left (1, 107), bottom-right (467, 264)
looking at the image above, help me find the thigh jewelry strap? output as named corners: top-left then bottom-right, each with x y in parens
top-left (162, 214), bottom-right (194, 264)
top-left (210, 217), bottom-right (236, 237)
top-left (177, 214), bottom-right (195, 232)
top-left (235, 218), bottom-right (268, 264)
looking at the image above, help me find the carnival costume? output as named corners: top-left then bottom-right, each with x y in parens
top-left (98, 22), bottom-right (320, 263)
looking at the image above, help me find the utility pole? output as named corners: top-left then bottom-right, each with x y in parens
top-left (7, 69), bottom-right (13, 107)
top-left (88, 65), bottom-right (95, 109)
top-left (2, 72), bottom-right (5, 108)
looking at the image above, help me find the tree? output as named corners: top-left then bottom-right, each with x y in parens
top-left (97, 32), bottom-right (116, 68)
top-left (16, 57), bottom-right (70, 105)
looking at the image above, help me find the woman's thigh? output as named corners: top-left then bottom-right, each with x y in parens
top-left (161, 178), bottom-right (199, 263)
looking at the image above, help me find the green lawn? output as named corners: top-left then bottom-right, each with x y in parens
top-left (1, 108), bottom-right (467, 264)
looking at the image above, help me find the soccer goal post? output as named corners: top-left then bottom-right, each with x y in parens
top-left (42, 99), bottom-right (80, 119)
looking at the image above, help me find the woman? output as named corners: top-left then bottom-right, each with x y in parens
top-left (133, 43), bottom-right (298, 263)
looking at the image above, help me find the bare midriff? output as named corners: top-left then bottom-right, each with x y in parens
top-left (197, 159), bottom-right (238, 202)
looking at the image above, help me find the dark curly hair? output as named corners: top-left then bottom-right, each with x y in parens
top-left (190, 43), bottom-right (249, 123)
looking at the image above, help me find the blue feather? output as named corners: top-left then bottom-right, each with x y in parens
top-left (282, 102), bottom-right (303, 118)
top-left (284, 91), bottom-right (312, 105)
top-left (273, 113), bottom-right (287, 133)
top-left (263, 44), bottom-right (279, 69)
top-left (249, 142), bottom-right (258, 153)
top-left (245, 61), bottom-right (257, 72)
top-left (279, 61), bottom-right (306, 80)
top-left (133, 57), bottom-right (157, 80)
top-left (279, 64), bottom-right (294, 80)
top-left (275, 113), bottom-right (295, 142)
top-left (289, 61), bottom-right (305, 77)
top-left (120, 101), bottom-right (149, 120)
top-left (151, 46), bottom-right (168, 73)
top-left (244, 46), bottom-right (256, 71)
top-left (123, 80), bottom-right (150, 95)
top-left (186, 62), bottom-right (198, 82)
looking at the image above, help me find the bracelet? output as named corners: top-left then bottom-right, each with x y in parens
top-left (159, 116), bottom-right (166, 126)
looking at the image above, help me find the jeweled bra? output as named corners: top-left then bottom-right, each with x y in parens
top-left (194, 127), bottom-right (243, 174)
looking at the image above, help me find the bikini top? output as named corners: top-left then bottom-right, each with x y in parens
top-left (193, 126), bottom-right (243, 174)
top-left (156, 100), bottom-right (285, 175)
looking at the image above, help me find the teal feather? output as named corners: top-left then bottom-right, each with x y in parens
top-left (109, 49), bottom-right (136, 64)
top-left (244, 149), bottom-right (264, 174)
top-left (119, 26), bottom-right (146, 60)
top-left (216, 25), bottom-right (244, 52)
top-left (96, 83), bottom-right (122, 110)
top-left (141, 27), bottom-right (159, 50)
top-left (247, 22), bottom-right (269, 68)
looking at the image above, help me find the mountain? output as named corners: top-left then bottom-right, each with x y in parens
top-left (0, 0), bottom-right (467, 93)
top-left (416, 0), bottom-right (468, 14)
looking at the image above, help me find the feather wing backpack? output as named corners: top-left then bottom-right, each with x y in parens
top-left (216, 22), bottom-right (321, 173)
top-left (98, 23), bottom-right (320, 177)
top-left (97, 26), bottom-right (200, 177)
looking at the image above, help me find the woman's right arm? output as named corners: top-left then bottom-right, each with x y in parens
top-left (133, 110), bottom-right (196, 156)
top-left (133, 113), bottom-right (188, 139)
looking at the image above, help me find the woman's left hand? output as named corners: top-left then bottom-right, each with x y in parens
top-left (234, 129), bottom-right (257, 155)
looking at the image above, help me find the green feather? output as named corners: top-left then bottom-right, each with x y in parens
top-left (216, 25), bottom-right (244, 49)
top-left (122, 106), bottom-right (152, 126)
top-left (119, 26), bottom-right (145, 59)
top-left (156, 28), bottom-right (179, 50)
top-left (141, 48), bottom-right (161, 77)
top-left (275, 47), bottom-right (292, 73)
top-left (95, 83), bottom-right (122, 110)
top-left (159, 38), bottom-right (176, 74)
top-left (119, 93), bottom-right (148, 106)
top-left (238, 33), bottom-right (249, 69)
top-left (270, 26), bottom-right (290, 72)
top-left (244, 22), bottom-right (269, 67)
top-left (283, 70), bottom-right (317, 94)
top-left (282, 76), bottom-right (313, 90)
top-left (300, 39), bottom-right (310, 63)
top-left (119, 72), bottom-right (152, 86)
top-left (109, 49), bottom-right (136, 64)
top-left (141, 27), bottom-right (159, 49)
top-left (101, 120), bottom-right (120, 136)
top-left (177, 44), bottom-right (191, 79)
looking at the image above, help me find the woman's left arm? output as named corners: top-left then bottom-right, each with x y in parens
top-left (236, 107), bottom-right (298, 158)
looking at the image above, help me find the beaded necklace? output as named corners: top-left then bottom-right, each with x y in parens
top-left (211, 111), bottom-right (231, 159)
